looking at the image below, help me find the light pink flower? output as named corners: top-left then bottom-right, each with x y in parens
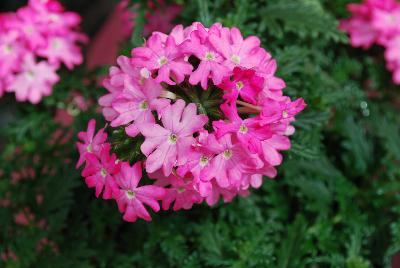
top-left (182, 23), bottom-right (230, 89)
top-left (112, 77), bottom-right (170, 137)
top-left (132, 34), bottom-right (192, 85)
top-left (37, 36), bottom-right (84, 69)
top-left (113, 162), bottom-right (165, 222)
top-left (209, 27), bottom-right (264, 69)
top-left (8, 55), bottom-right (59, 104)
top-left (140, 99), bottom-right (208, 175)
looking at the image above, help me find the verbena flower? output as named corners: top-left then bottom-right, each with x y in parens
top-left (0, 0), bottom-right (86, 103)
top-left (340, 0), bottom-right (400, 85)
top-left (113, 162), bottom-right (165, 222)
top-left (77, 22), bottom-right (306, 222)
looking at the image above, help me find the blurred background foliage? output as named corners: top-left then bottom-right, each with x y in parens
top-left (1, 0), bottom-right (400, 267)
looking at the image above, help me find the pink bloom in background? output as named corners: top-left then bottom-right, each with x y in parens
top-left (86, 0), bottom-right (182, 69)
top-left (144, 0), bottom-right (182, 36)
top-left (113, 162), bottom-right (165, 222)
top-left (8, 55), bottom-right (59, 104)
top-left (77, 22), bottom-right (306, 223)
top-left (0, 0), bottom-right (86, 103)
top-left (86, 0), bottom-right (135, 69)
top-left (340, 0), bottom-right (400, 85)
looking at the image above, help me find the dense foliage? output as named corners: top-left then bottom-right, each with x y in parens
top-left (1, 0), bottom-right (400, 267)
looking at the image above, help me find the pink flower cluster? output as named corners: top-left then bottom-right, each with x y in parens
top-left (77, 22), bottom-right (305, 222)
top-left (340, 0), bottom-right (400, 84)
top-left (0, 0), bottom-right (87, 103)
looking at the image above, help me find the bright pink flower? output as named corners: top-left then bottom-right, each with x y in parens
top-left (8, 55), bottom-right (59, 104)
top-left (82, 144), bottom-right (120, 199)
top-left (113, 162), bottom-right (165, 222)
top-left (205, 181), bottom-right (237, 206)
top-left (219, 67), bottom-right (264, 104)
top-left (176, 148), bottom-right (215, 197)
top-left (182, 23), bottom-right (230, 89)
top-left (213, 103), bottom-right (270, 154)
top-left (153, 173), bottom-right (202, 211)
top-left (205, 133), bottom-right (262, 188)
top-left (76, 119), bottom-right (108, 168)
top-left (140, 99), bottom-right (208, 175)
top-left (132, 34), bottom-right (192, 85)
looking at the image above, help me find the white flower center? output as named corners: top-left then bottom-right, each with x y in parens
top-left (140, 68), bottom-right (150, 79)
top-left (231, 54), bottom-right (241, 64)
top-left (199, 155), bottom-right (209, 167)
top-left (158, 56), bottom-right (168, 65)
top-left (282, 110), bottom-right (289, 118)
top-left (25, 26), bottom-right (34, 34)
top-left (86, 144), bottom-right (93, 153)
top-left (168, 133), bottom-right (178, 144)
top-left (52, 39), bottom-right (61, 49)
top-left (100, 168), bottom-right (107, 178)
top-left (177, 187), bottom-right (186, 193)
top-left (223, 149), bottom-right (233, 160)
top-left (4, 44), bottom-right (12, 54)
top-left (139, 100), bottom-right (149, 110)
top-left (26, 71), bottom-right (35, 80)
top-left (239, 125), bottom-right (248, 134)
top-left (205, 51), bottom-right (216, 61)
top-left (236, 81), bottom-right (244, 91)
top-left (126, 190), bottom-right (136, 199)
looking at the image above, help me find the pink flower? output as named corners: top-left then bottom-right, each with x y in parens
top-left (99, 56), bottom-right (147, 122)
top-left (82, 144), bottom-right (120, 199)
top-left (112, 77), bottom-right (170, 137)
top-left (140, 99), bottom-right (208, 175)
top-left (182, 23), bottom-right (230, 89)
top-left (132, 34), bottom-right (192, 85)
top-left (205, 133), bottom-right (262, 188)
top-left (143, 2), bottom-right (182, 36)
top-left (0, 0), bottom-right (86, 103)
top-left (219, 67), bottom-right (264, 104)
top-left (76, 119), bottom-right (108, 168)
top-left (152, 172), bottom-right (202, 211)
top-left (7, 55), bottom-right (59, 104)
top-left (113, 162), bottom-right (165, 222)
top-left (209, 27), bottom-right (264, 69)
top-left (213, 102), bottom-right (270, 154)
top-left (37, 36), bottom-right (84, 69)
top-left (78, 22), bottom-right (306, 220)
top-left (340, 0), bottom-right (400, 84)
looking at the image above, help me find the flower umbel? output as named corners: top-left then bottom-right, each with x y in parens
top-left (77, 22), bottom-right (306, 223)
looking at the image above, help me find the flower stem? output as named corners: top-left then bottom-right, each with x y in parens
top-left (236, 100), bottom-right (261, 113)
